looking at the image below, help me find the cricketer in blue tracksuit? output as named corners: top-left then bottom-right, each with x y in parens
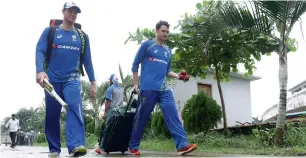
top-left (35, 25), bottom-right (95, 154)
top-left (129, 39), bottom-right (189, 150)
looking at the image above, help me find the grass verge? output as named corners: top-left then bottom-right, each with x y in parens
top-left (140, 133), bottom-right (306, 156)
top-left (34, 134), bottom-right (98, 149)
top-left (34, 132), bottom-right (306, 156)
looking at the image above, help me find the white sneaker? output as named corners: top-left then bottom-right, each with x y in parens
top-left (48, 152), bottom-right (59, 157)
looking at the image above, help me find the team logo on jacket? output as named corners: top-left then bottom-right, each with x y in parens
top-left (164, 51), bottom-right (168, 57)
top-left (72, 35), bottom-right (77, 41)
top-left (53, 44), bottom-right (80, 51)
top-left (149, 57), bottom-right (167, 65)
top-left (57, 34), bottom-right (62, 38)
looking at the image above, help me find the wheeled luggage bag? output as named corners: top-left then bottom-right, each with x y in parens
top-left (101, 91), bottom-right (137, 155)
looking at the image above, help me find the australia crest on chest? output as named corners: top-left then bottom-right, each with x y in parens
top-left (53, 31), bottom-right (81, 52)
top-left (147, 46), bottom-right (170, 65)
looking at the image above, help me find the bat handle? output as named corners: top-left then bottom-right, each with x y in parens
top-left (43, 78), bottom-right (50, 84)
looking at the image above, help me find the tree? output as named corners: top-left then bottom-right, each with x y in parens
top-left (198, 0), bottom-right (303, 144)
top-left (124, 1), bottom-right (279, 133)
top-left (1, 117), bottom-right (11, 134)
top-left (174, 5), bottom-right (280, 132)
top-left (253, 1), bottom-right (306, 145)
top-left (81, 80), bottom-right (109, 129)
top-left (0, 105), bottom-right (47, 134)
top-left (15, 107), bottom-right (36, 130)
top-left (118, 64), bottom-right (134, 102)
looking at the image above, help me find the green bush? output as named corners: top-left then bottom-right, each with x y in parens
top-left (252, 122), bottom-right (306, 147)
top-left (86, 121), bottom-right (95, 134)
top-left (94, 119), bottom-right (104, 138)
top-left (151, 111), bottom-right (171, 139)
top-left (86, 133), bottom-right (91, 138)
top-left (143, 115), bottom-right (153, 139)
top-left (182, 91), bottom-right (222, 134)
top-left (37, 133), bottom-right (46, 143)
top-left (252, 128), bottom-right (275, 146)
top-left (84, 115), bottom-right (93, 127)
top-left (284, 123), bottom-right (306, 147)
top-left (60, 120), bottom-right (66, 142)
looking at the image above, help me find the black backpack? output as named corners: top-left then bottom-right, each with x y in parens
top-left (43, 19), bottom-right (87, 76)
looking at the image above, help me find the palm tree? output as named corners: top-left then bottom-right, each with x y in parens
top-left (252, 1), bottom-right (306, 145)
top-left (81, 80), bottom-right (109, 129)
top-left (197, 0), bottom-right (306, 144)
top-left (118, 64), bottom-right (134, 102)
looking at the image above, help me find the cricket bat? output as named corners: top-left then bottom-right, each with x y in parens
top-left (43, 78), bottom-right (68, 112)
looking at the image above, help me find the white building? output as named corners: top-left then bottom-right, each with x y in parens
top-left (261, 79), bottom-right (306, 122)
top-left (171, 72), bottom-right (261, 128)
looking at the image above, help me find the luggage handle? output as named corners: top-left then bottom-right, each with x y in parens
top-left (124, 90), bottom-right (137, 114)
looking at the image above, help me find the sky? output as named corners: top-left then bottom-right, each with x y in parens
top-left (0, 0), bottom-right (306, 121)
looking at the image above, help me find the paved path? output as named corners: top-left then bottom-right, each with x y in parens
top-left (0, 145), bottom-right (273, 158)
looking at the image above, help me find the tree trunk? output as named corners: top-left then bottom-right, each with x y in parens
top-left (94, 114), bottom-right (99, 130)
top-left (275, 41), bottom-right (288, 145)
top-left (213, 59), bottom-right (228, 134)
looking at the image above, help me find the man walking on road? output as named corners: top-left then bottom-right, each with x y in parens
top-left (29, 128), bottom-right (35, 146)
top-left (35, 1), bottom-right (96, 157)
top-left (129, 20), bottom-right (197, 156)
top-left (5, 114), bottom-right (19, 148)
top-left (95, 74), bottom-right (124, 154)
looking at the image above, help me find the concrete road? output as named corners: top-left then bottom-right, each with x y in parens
top-left (0, 145), bottom-right (273, 158)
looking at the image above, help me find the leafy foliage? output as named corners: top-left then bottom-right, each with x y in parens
top-left (118, 64), bottom-right (134, 102)
top-left (173, 1), bottom-right (281, 81)
top-left (81, 80), bottom-right (109, 129)
top-left (252, 128), bottom-right (276, 146)
top-left (94, 119), bottom-right (104, 138)
top-left (36, 133), bottom-right (46, 143)
top-left (284, 122), bottom-right (306, 147)
top-left (86, 121), bottom-right (95, 134)
top-left (182, 91), bottom-right (222, 133)
top-left (151, 111), bottom-right (171, 139)
top-left (252, 1), bottom-right (306, 39)
top-left (125, 28), bottom-right (179, 49)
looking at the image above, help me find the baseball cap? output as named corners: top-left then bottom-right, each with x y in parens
top-left (63, 1), bottom-right (81, 13)
top-left (109, 74), bottom-right (119, 85)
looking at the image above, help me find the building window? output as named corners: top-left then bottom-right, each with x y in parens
top-left (197, 83), bottom-right (212, 97)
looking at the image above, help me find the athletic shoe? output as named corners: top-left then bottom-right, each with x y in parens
top-left (129, 149), bottom-right (140, 156)
top-left (95, 147), bottom-right (102, 154)
top-left (177, 144), bottom-right (197, 155)
top-left (69, 146), bottom-right (87, 157)
top-left (48, 152), bottom-right (59, 157)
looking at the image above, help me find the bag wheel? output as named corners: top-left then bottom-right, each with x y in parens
top-left (106, 152), bottom-right (109, 155)
top-left (121, 151), bottom-right (125, 154)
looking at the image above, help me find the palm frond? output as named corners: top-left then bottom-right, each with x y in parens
top-left (196, 0), bottom-right (276, 53)
top-left (96, 81), bottom-right (110, 106)
top-left (118, 64), bottom-right (124, 82)
top-left (300, 18), bottom-right (305, 42)
top-left (285, 1), bottom-right (306, 38)
top-left (254, 1), bottom-right (306, 39)
top-left (81, 80), bottom-right (91, 102)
